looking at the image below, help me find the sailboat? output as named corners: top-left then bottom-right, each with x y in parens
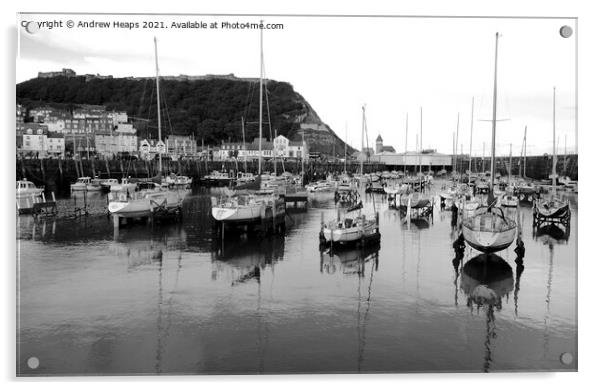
top-left (211, 21), bottom-right (285, 224)
top-left (321, 106), bottom-right (380, 246)
top-left (108, 37), bottom-right (184, 219)
top-left (500, 144), bottom-right (519, 207)
top-left (533, 87), bottom-right (571, 225)
top-left (397, 107), bottom-right (434, 216)
top-left (461, 33), bottom-right (517, 254)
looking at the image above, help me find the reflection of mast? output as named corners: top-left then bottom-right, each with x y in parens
top-left (543, 242), bottom-right (554, 359)
top-left (154, 245), bottom-right (164, 374)
top-left (256, 267), bottom-right (267, 372)
top-left (356, 251), bottom-right (377, 372)
top-left (415, 230), bottom-right (421, 313)
top-left (452, 255), bottom-right (462, 307)
top-left (513, 258), bottom-right (525, 317)
top-left (483, 305), bottom-right (496, 373)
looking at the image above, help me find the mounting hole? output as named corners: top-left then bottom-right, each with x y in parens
top-left (560, 352), bottom-right (573, 365)
top-left (27, 356), bottom-right (40, 369)
top-left (559, 25), bottom-right (573, 38)
top-left (25, 21), bottom-right (39, 34)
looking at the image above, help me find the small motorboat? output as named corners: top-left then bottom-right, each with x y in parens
top-left (100, 178), bottom-right (119, 192)
top-left (110, 178), bottom-right (138, 193)
top-left (70, 177), bottom-right (102, 192)
top-left (306, 180), bottom-right (335, 193)
top-left (16, 179), bottom-right (44, 199)
top-left (500, 193), bottom-right (519, 208)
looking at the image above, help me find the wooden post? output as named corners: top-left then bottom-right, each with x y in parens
top-left (40, 158), bottom-right (46, 184)
top-left (58, 157), bottom-right (64, 185)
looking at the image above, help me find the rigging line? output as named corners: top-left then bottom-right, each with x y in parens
top-left (262, 61), bottom-right (273, 141)
top-left (146, 80), bottom-right (156, 139)
top-left (163, 252), bottom-right (183, 342)
top-left (244, 81), bottom-right (257, 128)
top-left (136, 78), bottom-right (149, 119)
top-left (358, 256), bottom-right (376, 370)
top-left (159, 87), bottom-right (174, 136)
top-left (356, 260), bottom-right (362, 372)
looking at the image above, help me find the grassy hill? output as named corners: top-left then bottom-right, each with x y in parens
top-left (16, 74), bottom-right (353, 156)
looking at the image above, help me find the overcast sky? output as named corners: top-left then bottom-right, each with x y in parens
top-left (17, 14), bottom-right (576, 156)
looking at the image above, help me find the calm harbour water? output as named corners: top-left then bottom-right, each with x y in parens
top-left (16, 182), bottom-right (577, 375)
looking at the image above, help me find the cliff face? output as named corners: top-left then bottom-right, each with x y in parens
top-left (16, 74), bottom-right (354, 156)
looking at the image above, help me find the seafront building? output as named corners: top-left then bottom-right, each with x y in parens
top-left (215, 136), bottom-right (308, 162)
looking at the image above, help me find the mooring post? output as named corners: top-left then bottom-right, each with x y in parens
top-left (320, 212), bottom-right (324, 232)
top-left (113, 214), bottom-right (120, 228)
top-left (83, 190), bottom-right (87, 214)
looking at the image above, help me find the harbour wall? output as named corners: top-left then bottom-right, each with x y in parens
top-left (16, 158), bottom-right (387, 194)
top-left (16, 154), bottom-right (577, 194)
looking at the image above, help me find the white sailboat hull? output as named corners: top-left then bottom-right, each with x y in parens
top-left (462, 219), bottom-right (516, 253)
top-left (108, 191), bottom-right (182, 218)
top-left (323, 221), bottom-right (378, 243)
top-left (211, 204), bottom-right (263, 222)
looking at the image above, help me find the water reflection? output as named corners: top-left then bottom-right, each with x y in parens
top-left (461, 254), bottom-right (514, 372)
top-left (211, 235), bottom-right (285, 285)
top-left (535, 223), bottom-right (571, 244)
top-left (319, 245), bottom-right (380, 276)
top-left (16, 181), bottom-right (576, 374)
top-left (319, 245), bottom-right (379, 372)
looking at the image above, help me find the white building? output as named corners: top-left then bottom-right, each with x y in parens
top-left (139, 139), bottom-right (167, 160)
top-left (20, 123), bottom-right (48, 157)
top-left (217, 135), bottom-right (307, 162)
top-left (372, 150), bottom-right (452, 169)
top-left (46, 132), bottom-right (65, 158)
top-left (109, 111), bottom-right (128, 125)
top-left (166, 135), bottom-right (197, 159)
top-left (273, 135), bottom-right (307, 160)
top-left (46, 119), bottom-right (66, 133)
top-left (94, 123), bottom-right (138, 158)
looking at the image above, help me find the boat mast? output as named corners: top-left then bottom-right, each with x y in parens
top-left (419, 107), bottom-right (423, 177)
top-left (154, 37), bottom-right (162, 175)
top-left (482, 142), bottom-right (485, 174)
top-left (523, 126), bottom-right (527, 178)
top-left (489, 32), bottom-right (499, 192)
top-left (241, 116), bottom-right (247, 173)
top-left (469, 96), bottom-right (474, 176)
top-left (344, 121), bottom-right (348, 174)
top-left (404, 112), bottom-right (408, 177)
top-left (455, 112), bottom-right (460, 179)
top-left (301, 130), bottom-right (305, 179)
top-left (552, 86), bottom-right (557, 196)
top-left (562, 134), bottom-right (566, 176)
top-left (258, 21), bottom-right (264, 177)
top-left (452, 132), bottom-right (456, 177)
top-left (360, 105), bottom-right (365, 175)
top-left (509, 143), bottom-right (512, 183)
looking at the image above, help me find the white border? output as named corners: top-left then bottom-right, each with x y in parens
top-left (3, 0), bottom-right (599, 388)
